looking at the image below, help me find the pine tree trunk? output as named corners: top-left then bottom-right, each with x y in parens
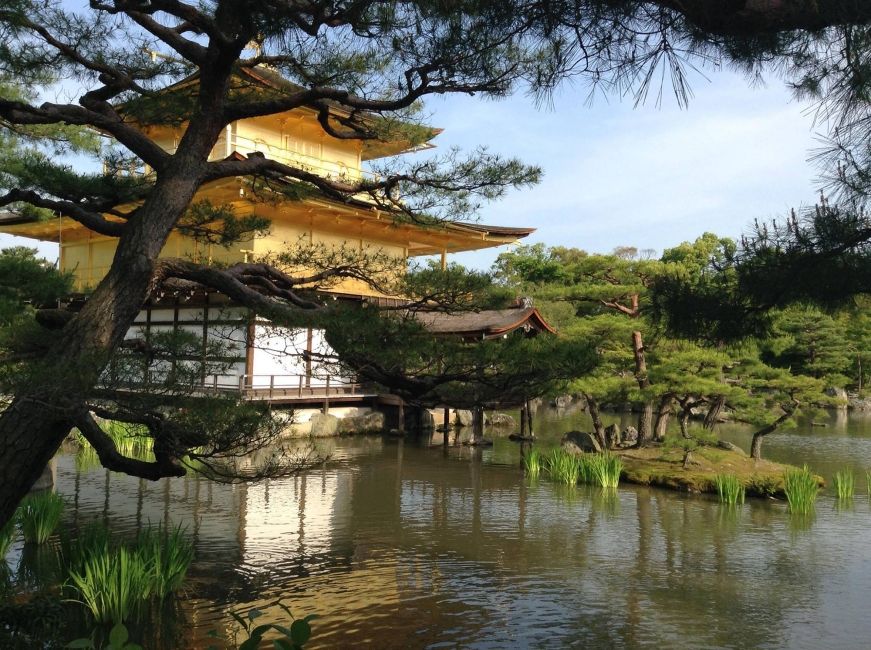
top-left (631, 330), bottom-right (653, 447)
top-left (653, 395), bottom-right (672, 442)
top-left (586, 394), bottom-right (607, 449)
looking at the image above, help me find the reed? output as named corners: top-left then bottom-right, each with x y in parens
top-left (65, 523), bottom-right (194, 624)
top-left (714, 474), bottom-right (745, 505)
top-left (522, 448), bottom-right (542, 479)
top-left (588, 454), bottom-right (623, 489)
top-left (545, 449), bottom-right (580, 486)
top-left (783, 465), bottom-right (819, 515)
top-left (0, 516), bottom-right (16, 557)
top-left (833, 469), bottom-right (855, 500)
top-left (18, 492), bottom-right (64, 545)
top-left (136, 525), bottom-right (194, 600)
top-left (68, 544), bottom-right (154, 624)
top-left (867, 470), bottom-right (871, 497)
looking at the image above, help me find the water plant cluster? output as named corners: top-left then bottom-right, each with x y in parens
top-left (526, 448), bottom-right (623, 488)
top-left (64, 523), bottom-right (194, 624)
top-left (783, 465), bottom-right (819, 515)
top-left (713, 474), bottom-right (745, 505)
top-left (73, 422), bottom-right (153, 471)
top-left (0, 491), bottom-right (65, 552)
top-left (833, 470), bottom-right (855, 500)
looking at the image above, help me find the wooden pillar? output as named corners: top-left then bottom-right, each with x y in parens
top-left (397, 401), bottom-right (405, 434)
top-left (440, 249), bottom-right (447, 271)
top-left (200, 291), bottom-right (209, 385)
top-left (471, 406), bottom-right (484, 444)
top-left (244, 312), bottom-right (256, 389)
top-left (323, 376), bottom-right (330, 415)
top-left (520, 402), bottom-right (528, 437)
top-left (525, 400), bottom-right (534, 438)
top-left (305, 328), bottom-right (313, 388)
top-left (443, 407), bottom-right (450, 445)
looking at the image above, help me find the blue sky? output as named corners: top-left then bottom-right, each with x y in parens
top-left (1, 67), bottom-right (822, 270)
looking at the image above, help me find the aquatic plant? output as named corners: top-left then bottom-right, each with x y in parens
top-left (587, 454), bottom-right (622, 488)
top-left (68, 545), bottom-right (154, 624)
top-left (65, 523), bottom-right (194, 624)
top-left (0, 516), bottom-right (16, 557)
top-left (714, 474), bottom-right (745, 505)
top-left (545, 449), bottom-right (580, 486)
top-left (783, 465), bottom-right (819, 515)
top-left (231, 601), bottom-right (317, 650)
top-left (867, 471), bottom-right (871, 497)
top-left (67, 622), bottom-right (143, 650)
top-left (136, 526), bottom-right (194, 600)
top-left (523, 448), bottom-right (542, 479)
top-left (18, 492), bottom-right (64, 544)
top-left (833, 469), bottom-right (855, 500)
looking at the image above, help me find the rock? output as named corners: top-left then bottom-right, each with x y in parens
top-left (552, 394), bottom-right (573, 409)
top-left (508, 433), bottom-right (535, 442)
top-left (454, 409), bottom-right (473, 426)
top-left (604, 424), bottom-right (620, 449)
top-left (572, 394), bottom-right (588, 410)
top-left (849, 394), bottom-right (871, 411)
top-left (463, 438), bottom-right (494, 447)
top-left (826, 386), bottom-right (849, 409)
top-left (715, 440), bottom-right (746, 456)
top-left (561, 430), bottom-right (601, 454)
top-left (486, 413), bottom-right (516, 428)
top-left (337, 411), bottom-right (385, 435)
top-left (308, 413), bottom-right (339, 437)
top-left (621, 426), bottom-right (638, 446)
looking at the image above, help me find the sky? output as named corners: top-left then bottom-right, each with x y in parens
top-left (0, 66), bottom-right (824, 271)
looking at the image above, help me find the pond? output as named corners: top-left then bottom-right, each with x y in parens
top-left (4, 406), bottom-right (871, 648)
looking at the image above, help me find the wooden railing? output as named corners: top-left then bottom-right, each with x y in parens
top-left (203, 374), bottom-right (367, 401)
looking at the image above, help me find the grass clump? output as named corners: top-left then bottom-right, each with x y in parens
top-left (714, 474), bottom-right (745, 505)
top-left (545, 449), bottom-right (581, 486)
top-left (65, 523), bottom-right (194, 624)
top-left (588, 454), bottom-right (623, 488)
top-left (833, 469), bottom-right (855, 500)
top-left (19, 492), bottom-right (64, 545)
top-left (0, 517), bottom-right (16, 557)
top-left (523, 448), bottom-right (542, 479)
top-left (783, 465), bottom-right (819, 515)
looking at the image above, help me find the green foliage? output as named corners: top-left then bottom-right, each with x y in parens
top-left (176, 200), bottom-right (271, 248)
top-left (522, 448), bottom-right (542, 479)
top-left (783, 466), bottom-right (819, 515)
top-left (587, 453), bottom-right (623, 488)
top-left (18, 491), bottom-right (64, 544)
top-left (66, 622), bottom-right (143, 650)
top-left (0, 515), bottom-right (15, 557)
top-left (833, 469), bottom-right (855, 500)
top-left (0, 247), bottom-right (72, 326)
top-left (714, 474), bottom-right (745, 505)
top-left (64, 523), bottom-right (194, 624)
top-left (746, 475), bottom-right (780, 498)
top-left (545, 449), bottom-right (581, 486)
top-left (230, 601), bottom-right (317, 650)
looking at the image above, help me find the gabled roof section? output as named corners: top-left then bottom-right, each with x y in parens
top-left (152, 66), bottom-right (441, 160)
top-left (416, 306), bottom-right (556, 339)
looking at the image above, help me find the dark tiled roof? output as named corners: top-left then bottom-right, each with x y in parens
top-left (416, 307), bottom-right (555, 338)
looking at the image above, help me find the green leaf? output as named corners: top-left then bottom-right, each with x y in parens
top-left (239, 634), bottom-right (263, 650)
top-left (248, 607), bottom-right (263, 621)
top-left (231, 611), bottom-right (248, 629)
top-left (290, 620), bottom-right (311, 645)
top-left (274, 640), bottom-right (293, 650)
top-left (126, 644), bottom-right (144, 650)
top-left (302, 614), bottom-right (319, 623)
top-left (109, 623), bottom-right (129, 648)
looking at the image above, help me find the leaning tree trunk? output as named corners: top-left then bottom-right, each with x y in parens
top-left (750, 409), bottom-right (794, 460)
top-left (0, 152), bottom-right (212, 527)
top-left (586, 394), bottom-right (607, 450)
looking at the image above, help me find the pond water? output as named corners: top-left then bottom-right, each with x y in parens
top-left (5, 406), bottom-right (871, 648)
